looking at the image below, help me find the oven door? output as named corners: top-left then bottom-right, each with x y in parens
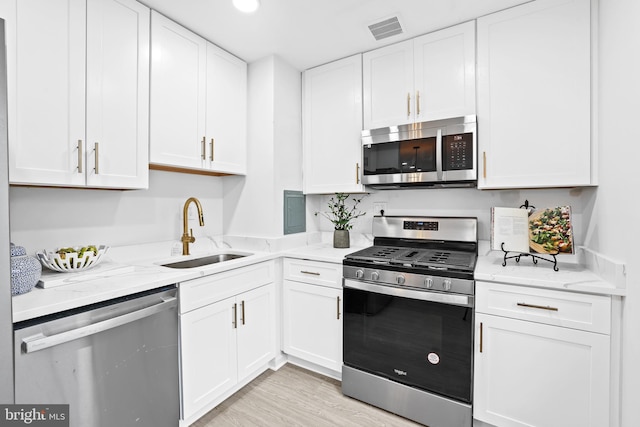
top-left (343, 279), bottom-right (474, 403)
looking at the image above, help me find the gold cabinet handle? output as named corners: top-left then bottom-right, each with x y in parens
top-left (482, 151), bottom-right (487, 179)
top-left (407, 92), bottom-right (411, 117)
top-left (300, 270), bottom-right (320, 276)
top-left (336, 296), bottom-right (341, 320)
top-left (356, 163), bottom-right (360, 184)
top-left (241, 300), bottom-right (245, 325)
top-left (210, 138), bottom-right (215, 161)
top-left (416, 90), bottom-right (421, 116)
top-left (517, 302), bottom-right (559, 311)
top-left (94, 142), bottom-right (99, 174)
top-left (201, 136), bottom-right (206, 160)
top-left (77, 140), bottom-right (83, 173)
top-left (479, 322), bottom-right (483, 353)
top-left (232, 303), bottom-right (237, 328)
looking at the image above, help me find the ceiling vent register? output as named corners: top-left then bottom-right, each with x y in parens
top-left (368, 16), bottom-right (403, 41)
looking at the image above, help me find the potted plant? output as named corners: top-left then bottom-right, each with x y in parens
top-left (316, 193), bottom-right (366, 248)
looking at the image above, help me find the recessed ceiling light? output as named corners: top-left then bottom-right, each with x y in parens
top-left (233, 0), bottom-right (260, 13)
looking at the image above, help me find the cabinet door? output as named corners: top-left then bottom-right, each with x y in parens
top-left (180, 297), bottom-right (238, 419)
top-left (236, 284), bottom-right (275, 382)
top-left (9, 0), bottom-right (86, 186)
top-left (477, 0), bottom-right (592, 189)
top-left (283, 280), bottom-right (342, 372)
top-left (85, 0), bottom-right (149, 189)
top-left (474, 313), bottom-right (610, 427)
top-left (150, 11), bottom-right (206, 169)
top-left (205, 42), bottom-right (247, 175)
top-left (413, 21), bottom-right (475, 122)
top-left (302, 54), bottom-right (364, 194)
top-left (362, 40), bottom-right (414, 129)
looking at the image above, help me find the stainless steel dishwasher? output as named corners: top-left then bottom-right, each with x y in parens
top-left (13, 285), bottom-right (179, 427)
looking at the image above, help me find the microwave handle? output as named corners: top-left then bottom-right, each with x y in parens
top-left (436, 129), bottom-right (443, 180)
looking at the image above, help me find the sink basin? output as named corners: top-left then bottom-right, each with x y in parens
top-left (161, 252), bottom-right (249, 269)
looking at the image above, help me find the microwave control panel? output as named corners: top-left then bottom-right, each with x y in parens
top-left (443, 132), bottom-right (473, 171)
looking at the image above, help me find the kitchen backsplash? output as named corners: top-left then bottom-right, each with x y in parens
top-left (8, 167), bottom-right (596, 255)
top-left (310, 186), bottom-right (596, 244)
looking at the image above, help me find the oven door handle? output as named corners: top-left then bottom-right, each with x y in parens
top-left (344, 279), bottom-right (473, 308)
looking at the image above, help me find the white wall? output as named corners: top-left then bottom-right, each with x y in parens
top-left (311, 187), bottom-right (595, 244)
top-left (9, 170), bottom-right (224, 254)
top-left (224, 55), bottom-right (303, 238)
top-left (595, 1), bottom-right (640, 426)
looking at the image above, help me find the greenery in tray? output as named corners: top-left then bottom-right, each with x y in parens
top-left (315, 193), bottom-right (366, 230)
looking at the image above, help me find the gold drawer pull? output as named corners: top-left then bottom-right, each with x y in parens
top-left (94, 142), bottom-right (99, 174)
top-left (300, 270), bottom-right (320, 276)
top-left (517, 302), bottom-right (559, 312)
top-left (77, 140), bottom-right (83, 173)
top-left (483, 151), bottom-right (487, 179)
top-left (337, 296), bottom-right (341, 320)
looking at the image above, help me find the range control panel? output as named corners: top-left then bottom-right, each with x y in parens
top-left (403, 221), bottom-right (439, 231)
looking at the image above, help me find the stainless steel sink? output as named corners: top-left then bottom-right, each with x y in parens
top-left (160, 253), bottom-right (249, 269)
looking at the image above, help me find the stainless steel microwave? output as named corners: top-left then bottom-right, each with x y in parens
top-left (361, 116), bottom-right (477, 189)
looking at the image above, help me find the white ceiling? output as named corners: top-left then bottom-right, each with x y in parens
top-left (140, 0), bottom-right (530, 70)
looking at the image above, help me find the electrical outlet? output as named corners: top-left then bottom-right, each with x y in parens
top-left (373, 202), bottom-right (387, 216)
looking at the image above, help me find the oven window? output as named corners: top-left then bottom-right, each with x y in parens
top-left (363, 138), bottom-right (436, 175)
top-left (343, 287), bottom-right (473, 403)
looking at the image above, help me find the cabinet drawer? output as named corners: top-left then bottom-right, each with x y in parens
top-left (179, 261), bottom-right (274, 313)
top-left (283, 258), bottom-right (342, 289)
top-left (476, 281), bottom-right (611, 334)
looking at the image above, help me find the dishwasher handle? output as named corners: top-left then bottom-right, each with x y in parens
top-left (22, 296), bottom-right (177, 354)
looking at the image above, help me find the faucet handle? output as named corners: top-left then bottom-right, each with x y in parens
top-left (190, 228), bottom-right (196, 243)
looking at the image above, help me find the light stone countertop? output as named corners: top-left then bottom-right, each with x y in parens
top-left (11, 239), bottom-right (362, 323)
top-left (12, 244), bottom-right (278, 323)
top-left (282, 243), bottom-right (365, 264)
top-left (475, 242), bottom-right (626, 297)
top-left (13, 237), bottom-right (625, 323)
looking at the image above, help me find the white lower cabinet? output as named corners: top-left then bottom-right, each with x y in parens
top-left (473, 282), bottom-right (611, 427)
top-left (179, 262), bottom-right (275, 422)
top-left (282, 258), bottom-right (343, 374)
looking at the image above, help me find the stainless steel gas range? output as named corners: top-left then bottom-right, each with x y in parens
top-left (342, 215), bottom-right (477, 427)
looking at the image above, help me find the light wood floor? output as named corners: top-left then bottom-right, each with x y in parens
top-left (192, 364), bottom-right (423, 426)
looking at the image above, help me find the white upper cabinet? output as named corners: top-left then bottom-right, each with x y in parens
top-left (413, 21), bottom-right (476, 123)
top-left (363, 21), bottom-right (476, 130)
top-left (85, 0), bottom-right (150, 188)
top-left (150, 11), bottom-right (247, 175)
top-left (362, 40), bottom-right (413, 130)
top-left (205, 43), bottom-right (247, 175)
top-left (302, 54), bottom-right (364, 194)
top-left (477, 0), bottom-right (593, 189)
top-left (150, 11), bottom-right (206, 170)
top-left (8, 0), bottom-right (149, 189)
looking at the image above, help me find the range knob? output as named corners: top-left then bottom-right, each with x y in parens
top-left (396, 275), bottom-right (406, 285)
top-left (355, 269), bottom-right (364, 279)
top-left (443, 279), bottom-right (452, 291)
top-left (424, 277), bottom-right (433, 288)
top-left (371, 271), bottom-right (380, 281)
